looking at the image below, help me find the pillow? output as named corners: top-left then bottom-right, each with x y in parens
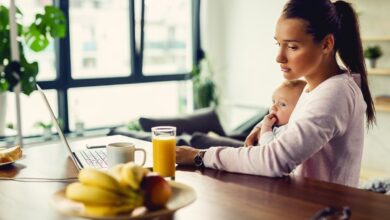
top-left (190, 132), bottom-right (244, 149)
top-left (139, 108), bottom-right (226, 136)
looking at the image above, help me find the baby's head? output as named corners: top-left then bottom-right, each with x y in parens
top-left (270, 79), bottom-right (306, 126)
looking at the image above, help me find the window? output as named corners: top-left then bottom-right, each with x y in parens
top-left (143, 0), bottom-right (193, 75)
top-left (69, 0), bottom-right (132, 78)
top-left (2, 0), bottom-right (200, 138)
top-left (67, 82), bottom-right (183, 130)
top-left (6, 90), bottom-right (58, 136)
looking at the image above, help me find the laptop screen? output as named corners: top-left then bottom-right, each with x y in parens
top-left (36, 85), bottom-right (76, 159)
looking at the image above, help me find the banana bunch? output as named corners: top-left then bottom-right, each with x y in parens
top-left (65, 163), bottom-right (150, 216)
top-left (110, 162), bottom-right (150, 190)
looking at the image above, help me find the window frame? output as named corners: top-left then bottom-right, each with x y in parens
top-left (36, 0), bottom-right (201, 133)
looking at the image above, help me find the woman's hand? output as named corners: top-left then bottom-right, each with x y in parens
top-left (176, 146), bottom-right (199, 165)
top-left (244, 126), bottom-right (260, 147)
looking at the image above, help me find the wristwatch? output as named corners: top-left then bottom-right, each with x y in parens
top-left (194, 150), bottom-right (207, 168)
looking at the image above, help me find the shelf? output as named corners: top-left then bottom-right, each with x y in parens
top-left (375, 103), bottom-right (390, 112)
top-left (362, 36), bottom-right (390, 41)
top-left (367, 68), bottom-right (390, 75)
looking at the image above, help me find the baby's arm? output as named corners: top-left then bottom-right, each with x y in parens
top-left (256, 113), bottom-right (277, 146)
top-left (260, 113), bottom-right (276, 136)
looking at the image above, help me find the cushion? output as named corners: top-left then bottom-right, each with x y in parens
top-left (190, 132), bottom-right (244, 149)
top-left (139, 108), bottom-right (226, 136)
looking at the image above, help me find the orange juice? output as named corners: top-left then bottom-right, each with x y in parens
top-left (152, 137), bottom-right (176, 177)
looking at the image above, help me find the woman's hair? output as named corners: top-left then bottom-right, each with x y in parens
top-left (282, 0), bottom-right (376, 127)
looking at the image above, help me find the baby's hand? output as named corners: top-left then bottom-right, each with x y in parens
top-left (261, 113), bottom-right (277, 132)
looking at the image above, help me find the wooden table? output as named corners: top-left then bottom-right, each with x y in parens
top-left (1, 136), bottom-right (390, 220)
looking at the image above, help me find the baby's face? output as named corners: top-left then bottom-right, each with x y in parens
top-left (270, 86), bottom-right (301, 126)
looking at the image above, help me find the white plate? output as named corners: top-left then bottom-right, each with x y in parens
top-left (51, 181), bottom-right (196, 219)
top-left (0, 155), bottom-right (24, 167)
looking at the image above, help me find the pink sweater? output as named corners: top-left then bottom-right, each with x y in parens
top-left (204, 74), bottom-right (367, 187)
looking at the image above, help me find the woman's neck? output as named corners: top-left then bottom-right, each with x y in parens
top-left (305, 58), bottom-right (342, 92)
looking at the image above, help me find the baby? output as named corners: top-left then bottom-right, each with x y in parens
top-left (256, 79), bottom-right (306, 146)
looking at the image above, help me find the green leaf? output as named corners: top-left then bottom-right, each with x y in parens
top-left (25, 24), bottom-right (49, 52)
top-left (34, 121), bottom-right (52, 129)
top-left (0, 6), bottom-right (9, 29)
top-left (19, 57), bottom-right (38, 95)
top-left (0, 78), bottom-right (9, 92)
top-left (24, 6), bottom-right (66, 51)
top-left (192, 56), bottom-right (218, 109)
top-left (0, 4), bottom-right (66, 96)
top-left (43, 6), bottom-right (67, 38)
top-left (126, 119), bottom-right (141, 131)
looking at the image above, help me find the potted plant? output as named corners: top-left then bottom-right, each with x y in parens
top-left (126, 119), bottom-right (141, 131)
top-left (191, 54), bottom-right (219, 110)
top-left (364, 45), bottom-right (383, 68)
top-left (0, 4), bottom-right (66, 135)
top-left (34, 121), bottom-right (53, 140)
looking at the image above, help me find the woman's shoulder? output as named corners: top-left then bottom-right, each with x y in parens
top-left (305, 73), bottom-right (365, 113)
top-left (315, 73), bottom-right (361, 97)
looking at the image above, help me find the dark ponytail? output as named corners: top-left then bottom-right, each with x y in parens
top-left (333, 1), bottom-right (375, 128)
top-left (283, 0), bottom-right (376, 128)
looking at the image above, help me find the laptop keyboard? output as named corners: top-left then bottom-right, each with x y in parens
top-left (76, 149), bottom-right (108, 169)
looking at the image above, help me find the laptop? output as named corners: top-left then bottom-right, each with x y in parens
top-left (36, 84), bottom-right (152, 170)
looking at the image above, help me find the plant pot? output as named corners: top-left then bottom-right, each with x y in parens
top-left (75, 121), bottom-right (85, 136)
top-left (0, 92), bottom-right (7, 136)
top-left (366, 58), bottom-right (377, 69)
top-left (43, 127), bottom-right (52, 140)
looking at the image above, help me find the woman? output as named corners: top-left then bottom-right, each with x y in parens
top-left (176, 0), bottom-right (375, 187)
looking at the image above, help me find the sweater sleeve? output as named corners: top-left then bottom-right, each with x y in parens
top-left (258, 131), bottom-right (275, 146)
top-left (203, 83), bottom-right (353, 177)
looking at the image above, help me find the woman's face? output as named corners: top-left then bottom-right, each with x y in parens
top-left (274, 16), bottom-right (324, 80)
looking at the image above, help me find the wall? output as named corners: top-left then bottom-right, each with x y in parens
top-left (351, 0), bottom-right (390, 175)
top-left (202, 0), bottom-right (390, 176)
top-left (201, 0), bottom-right (285, 129)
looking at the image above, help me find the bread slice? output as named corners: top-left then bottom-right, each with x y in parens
top-left (0, 145), bottom-right (23, 163)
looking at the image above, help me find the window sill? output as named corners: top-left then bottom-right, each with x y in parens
top-left (0, 128), bottom-right (111, 148)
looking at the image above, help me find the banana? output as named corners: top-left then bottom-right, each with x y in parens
top-left (83, 203), bottom-right (139, 216)
top-left (110, 164), bottom-right (125, 182)
top-left (110, 164), bottom-right (130, 188)
top-left (120, 162), bottom-right (149, 190)
top-left (65, 182), bottom-right (127, 205)
top-left (78, 168), bottom-right (137, 198)
top-left (78, 168), bottom-right (122, 193)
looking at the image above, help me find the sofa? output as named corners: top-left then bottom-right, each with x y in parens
top-left (107, 107), bottom-right (268, 148)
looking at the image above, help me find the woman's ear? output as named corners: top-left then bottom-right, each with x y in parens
top-left (321, 34), bottom-right (335, 54)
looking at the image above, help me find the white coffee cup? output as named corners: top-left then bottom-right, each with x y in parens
top-left (107, 142), bottom-right (146, 168)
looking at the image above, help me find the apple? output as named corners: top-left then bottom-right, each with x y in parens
top-left (140, 174), bottom-right (172, 210)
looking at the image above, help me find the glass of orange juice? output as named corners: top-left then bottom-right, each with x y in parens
top-left (152, 126), bottom-right (176, 179)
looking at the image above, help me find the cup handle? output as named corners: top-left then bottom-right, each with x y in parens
top-left (135, 148), bottom-right (146, 166)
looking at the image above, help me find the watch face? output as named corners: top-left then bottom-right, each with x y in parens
top-left (194, 155), bottom-right (203, 167)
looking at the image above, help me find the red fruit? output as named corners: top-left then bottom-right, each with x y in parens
top-left (140, 174), bottom-right (172, 210)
